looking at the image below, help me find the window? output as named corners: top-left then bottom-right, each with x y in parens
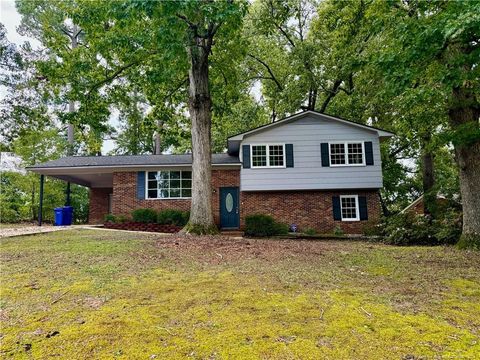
top-left (329, 142), bottom-right (364, 166)
top-left (252, 145), bottom-right (267, 167)
top-left (251, 144), bottom-right (285, 168)
top-left (330, 143), bottom-right (346, 165)
top-left (146, 171), bottom-right (192, 199)
top-left (340, 195), bottom-right (359, 221)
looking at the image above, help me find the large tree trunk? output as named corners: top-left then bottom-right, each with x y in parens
top-left (450, 86), bottom-right (480, 247)
top-left (154, 119), bottom-right (162, 155)
top-left (184, 38), bottom-right (216, 234)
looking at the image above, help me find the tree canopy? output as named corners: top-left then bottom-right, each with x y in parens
top-left (1, 0), bottom-right (478, 244)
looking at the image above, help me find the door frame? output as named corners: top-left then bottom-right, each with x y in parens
top-left (219, 186), bottom-right (240, 229)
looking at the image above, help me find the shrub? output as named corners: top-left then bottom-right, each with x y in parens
top-left (104, 214), bottom-right (116, 223)
top-left (303, 227), bottom-right (318, 236)
top-left (333, 225), bottom-right (345, 237)
top-left (117, 215), bottom-right (129, 223)
top-left (131, 208), bottom-right (157, 223)
top-left (157, 209), bottom-right (190, 227)
top-left (244, 214), bottom-right (289, 237)
top-left (362, 220), bottom-right (383, 237)
top-left (457, 234), bottom-right (480, 250)
top-left (382, 211), bottom-right (461, 246)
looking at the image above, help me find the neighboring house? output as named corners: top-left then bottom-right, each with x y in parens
top-left (401, 194), bottom-right (456, 216)
top-left (28, 110), bottom-right (394, 234)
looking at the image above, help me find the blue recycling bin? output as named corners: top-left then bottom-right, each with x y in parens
top-left (62, 206), bottom-right (73, 225)
top-left (54, 207), bottom-right (63, 226)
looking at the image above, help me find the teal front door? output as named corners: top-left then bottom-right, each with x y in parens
top-left (220, 187), bottom-right (239, 229)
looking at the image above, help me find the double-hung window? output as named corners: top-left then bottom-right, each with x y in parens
top-left (251, 144), bottom-right (285, 168)
top-left (340, 195), bottom-right (359, 221)
top-left (147, 171), bottom-right (192, 199)
top-left (329, 142), bottom-right (364, 166)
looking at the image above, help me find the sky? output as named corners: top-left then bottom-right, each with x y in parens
top-left (0, 0), bottom-right (116, 154)
top-left (0, 0), bottom-right (33, 46)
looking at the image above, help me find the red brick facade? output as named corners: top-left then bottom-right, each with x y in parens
top-left (89, 188), bottom-right (112, 224)
top-left (240, 190), bottom-right (381, 234)
top-left (110, 170), bottom-right (239, 226)
top-left (89, 169), bottom-right (381, 234)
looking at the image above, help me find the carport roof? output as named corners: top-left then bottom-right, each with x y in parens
top-left (27, 153), bottom-right (240, 188)
top-left (27, 153), bottom-right (240, 169)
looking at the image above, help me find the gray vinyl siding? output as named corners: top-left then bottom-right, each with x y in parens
top-left (240, 115), bottom-right (383, 191)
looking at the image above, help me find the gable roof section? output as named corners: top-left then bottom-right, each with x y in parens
top-left (28, 153), bottom-right (240, 170)
top-left (227, 110), bottom-right (394, 155)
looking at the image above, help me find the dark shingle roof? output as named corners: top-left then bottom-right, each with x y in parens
top-left (28, 153), bottom-right (240, 169)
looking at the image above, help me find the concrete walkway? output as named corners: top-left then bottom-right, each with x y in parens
top-left (0, 224), bottom-right (95, 239)
top-left (0, 225), bottom-right (75, 239)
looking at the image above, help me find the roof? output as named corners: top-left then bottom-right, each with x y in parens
top-left (227, 110), bottom-right (394, 155)
top-left (27, 153), bottom-right (240, 170)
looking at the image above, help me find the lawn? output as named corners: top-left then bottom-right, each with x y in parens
top-left (1, 230), bottom-right (479, 359)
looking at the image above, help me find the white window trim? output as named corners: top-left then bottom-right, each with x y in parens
top-left (328, 141), bottom-right (366, 167)
top-left (250, 143), bottom-right (286, 169)
top-left (340, 195), bottom-right (360, 221)
top-left (145, 171), bottom-right (192, 200)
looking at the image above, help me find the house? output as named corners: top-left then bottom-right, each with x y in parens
top-left (400, 194), bottom-right (458, 216)
top-left (28, 110), bottom-right (394, 234)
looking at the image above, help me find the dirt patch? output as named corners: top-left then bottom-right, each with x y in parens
top-left (80, 296), bottom-right (107, 310)
top-left (151, 234), bottom-right (349, 264)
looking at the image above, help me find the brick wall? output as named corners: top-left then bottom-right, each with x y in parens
top-left (111, 169), bottom-right (240, 226)
top-left (104, 169), bottom-right (381, 234)
top-left (240, 190), bottom-right (381, 234)
top-left (89, 188), bottom-right (112, 224)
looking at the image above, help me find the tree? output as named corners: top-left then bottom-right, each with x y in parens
top-left (368, 1), bottom-right (480, 246)
top-left (16, 0), bottom-right (114, 155)
top-left (18, 0), bottom-right (248, 233)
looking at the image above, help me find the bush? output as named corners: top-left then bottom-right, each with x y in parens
top-left (157, 209), bottom-right (189, 227)
top-left (362, 220), bottom-right (383, 237)
top-left (382, 211), bottom-right (461, 246)
top-left (117, 215), bottom-right (129, 223)
top-left (104, 214), bottom-right (116, 223)
top-left (244, 214), bottom-right (289, 237)
top-left (303, 227), bottom-right (318, 236)
top-left (333, 225), bottom-right (345, 237)
top-left (457, 234), bottom-right (480, 250)
top-left (131, 208), bottom-right (157, 223)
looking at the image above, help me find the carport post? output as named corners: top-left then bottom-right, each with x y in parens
top-left (66, 181), bottom-right (71, 206)
top-left (38, 175), bottom-right (44, 226)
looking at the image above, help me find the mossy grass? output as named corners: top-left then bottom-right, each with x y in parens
top-left (1, 229), bottom-right (480, 358)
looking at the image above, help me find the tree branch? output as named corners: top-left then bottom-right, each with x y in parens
top-left (86, 60), bottom-right (141, 96)
top-left (247, 53), bottom-right (283, 91)
top-left (267, 0), bottom-right (296, 48)
top-left (165, 77), bottom-right (188, 99)
top-left (319, 79), bottom-right (342, 112)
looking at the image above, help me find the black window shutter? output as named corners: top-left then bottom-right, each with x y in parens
top-left (137, 172), bottom-right (145, 199)
top-left (332, 196), bottom-right (341, 220)
top-left (365, 141), bottom-right (374, 165)
top-left (242, 145), bottom-right (251, 168)
top-left (321, 143), bottom-right (330, 167)
top-left (286, 144), bottom-right (294, 167)
top-left (359, 196), bottom-right (368, 220)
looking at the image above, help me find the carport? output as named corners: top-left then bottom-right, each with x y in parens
top-left (27, 158), bottom-right (114, 226)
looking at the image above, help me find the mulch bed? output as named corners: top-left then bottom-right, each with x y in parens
top-left (104, 222), bottom-right (181, 233)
